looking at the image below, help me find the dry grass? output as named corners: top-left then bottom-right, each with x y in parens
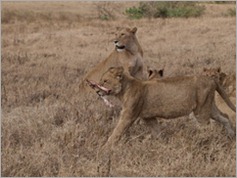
top-left (1, 2), bottom-right (236, 177)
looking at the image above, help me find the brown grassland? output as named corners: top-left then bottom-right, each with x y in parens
top-left (1, 2), bottom-right (236, 177)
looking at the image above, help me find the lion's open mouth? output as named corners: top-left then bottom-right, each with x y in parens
top-left (86, 79), bottom-right (111, 95)
top-left (116, 45), bottom-right (125, 50)
top-left (86, 79), bottom-right (114, 107)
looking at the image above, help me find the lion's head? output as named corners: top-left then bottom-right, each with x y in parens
top-left (96, 67), bottom-right (124, 96)
top-left (202, 67), bottom-right (226, 85)
top-left (113, 27), bottom-right (143, 56)
top-left (147, 66), bottom-right (164, 80)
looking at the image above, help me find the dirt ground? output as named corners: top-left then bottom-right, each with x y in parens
top-left (1, 2), bottom-right (236, 177)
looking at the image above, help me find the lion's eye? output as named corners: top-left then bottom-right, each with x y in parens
top-left (117, 75), bottom-right (122, 80)
top-left (104, 80), bottom-right (108, 83)
top-left (121, 33), bottom-right (125, 36)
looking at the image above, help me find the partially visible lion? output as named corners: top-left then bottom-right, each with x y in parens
top-left (202, 67), bottom-right (236, 97)
top-left (97, 66), bottom-right (235, 147)
top-left (147, 66), bottom-right (164, 80)
top-left (80, 27), bottom-right (145, 92)
top-left (147, 66), bottom-right (236, 123)
top-left (202, 67), bottom-right (236, 120)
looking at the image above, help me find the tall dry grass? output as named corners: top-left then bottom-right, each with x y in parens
top-left (1, 2), bottom-right (236, 177)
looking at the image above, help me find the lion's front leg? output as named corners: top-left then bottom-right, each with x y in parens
top-left (143, 117), bottom-right (162, 139)
top-left (107, 108), bottom-right (137, 148)
top-left (97, 145), bottom-right (112, 177)
top-left (97, 108), bottom-right (138, 176)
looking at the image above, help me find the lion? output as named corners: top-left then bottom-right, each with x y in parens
top-left (96, 66), bottom-right (236, 176)
top-left (80, 27), bottom-right (145, 92)
top-left (202, 67), bottom-right (236, 120)
top-left (96, 66), bottom-right (235, 147)
top-left (202, 67), bottom-right (236, 97)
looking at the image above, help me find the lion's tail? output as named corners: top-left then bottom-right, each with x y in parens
top-left (215, 80), bottom-right (236, 112)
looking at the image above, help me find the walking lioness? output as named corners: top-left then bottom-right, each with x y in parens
top-left (96, 66), bottom-right (236, 148)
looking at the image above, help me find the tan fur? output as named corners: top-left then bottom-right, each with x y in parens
top-left (203, 67), bottom-right (236, 97)
top-left (79, 27), bottom-right (144, 92)
top-left (97, 67), bottom-right (236, 149)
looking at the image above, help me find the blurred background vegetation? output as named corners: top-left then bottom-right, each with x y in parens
top-left (125, 2), bottom-right (205, 19)
top-left (2, 1), bottom-right (236, 23)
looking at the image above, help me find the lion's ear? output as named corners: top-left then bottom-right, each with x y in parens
top-left (114, 67), bottom-right (124, 80)
top-left (146, 66), bottom-right (153, 78)
top-left (108, 67), bottom-right (117, 74)
top-left (147, 66), bottom-right (152, 71)
top-left (158, 69), bottom-right (164, 77)
top-left (131, 27), bottom-right (137, 34)
top-left (108, 66), bottom-right (124, 75)
top-left (117, 66), bottom-right (124, 75)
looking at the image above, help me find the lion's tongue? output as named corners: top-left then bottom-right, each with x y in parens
top-left (97, 84), bottom-right (110, 94)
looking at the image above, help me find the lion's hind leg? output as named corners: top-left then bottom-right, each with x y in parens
top-left (144, 117), bottom-right (162, 139)
top-left (211, 103), bottom-right (235, 139)
top-left (193, 85), bottom-right (217, 126)
top-left (193, 102), bottom-right (212, 126)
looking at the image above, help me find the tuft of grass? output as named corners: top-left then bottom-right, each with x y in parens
top-left (226, 8), bottom-right (236, 17)
top-left (126, 2), bottom-right (205, 19)
top-left (125, 6), bottom-right (144, 19)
